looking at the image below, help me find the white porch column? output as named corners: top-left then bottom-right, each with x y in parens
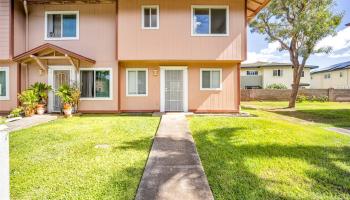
top-left (0, 124), bottom-right (10, 200)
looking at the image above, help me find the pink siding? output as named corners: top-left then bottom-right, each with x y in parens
top-left (16, 3), bottom-right (119, 112)
top-left (26, 3), bottom-right (116, 61)
top-left (0, 61), bottom-right (18, 112)
top-left (118, 0), bottom-right (246, 61)
top-left (13, 0), bottom-right (25, 56)
top-left (0, 0), bottom-right (10, 59)
top-left (120, 61), bottom-right (239, 112)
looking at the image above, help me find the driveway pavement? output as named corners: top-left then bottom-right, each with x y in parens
top-left (136, 114), bottom-right (214, 200)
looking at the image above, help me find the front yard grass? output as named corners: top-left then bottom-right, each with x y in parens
top-left (10, 115), bottom-right (160, 200)
top-left (190, 102), bottom-right (350, 199)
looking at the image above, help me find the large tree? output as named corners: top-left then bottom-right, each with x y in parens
top-left (250, 0), bottom-right (343, 108)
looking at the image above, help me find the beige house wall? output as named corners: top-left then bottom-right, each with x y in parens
top-left (262, 67), bottom-right (311, 89)
top-left (311, 69), bottom-right (350, 89)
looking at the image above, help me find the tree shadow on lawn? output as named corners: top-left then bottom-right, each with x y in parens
top-left (271, 109), bottom-right (350, 128)
top-left (193, 127), bottom-right (350, 199)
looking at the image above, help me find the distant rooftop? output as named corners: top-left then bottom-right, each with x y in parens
top-left (311, 61), bottom-right (350, 74)
top-left (241, 62), bottom-right (318, 69)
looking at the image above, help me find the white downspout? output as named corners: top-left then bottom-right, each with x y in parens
top-left (23, 0), bottom-right (29, 88)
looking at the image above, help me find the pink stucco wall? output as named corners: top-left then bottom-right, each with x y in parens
top-left (118, 0), bottom-right (246, 61)
top-left (120, 61), bottom-right (239, 112)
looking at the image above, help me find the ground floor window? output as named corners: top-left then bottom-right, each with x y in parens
top-left (126, 68), bottom-right (148, 96)
top-left (200, 68), bottom-right (222, 90)
top-left (0, 67), bottom-right (9, 100)
top-left (80, 68), bottom-right (112, 99)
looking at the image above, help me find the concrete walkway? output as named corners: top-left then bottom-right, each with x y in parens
top-left (136, 114), bottom-right (214, 200)
top-left (6, 114), bottom-right (58, 132)
top-left (326, 127), bottom-right (350, 136)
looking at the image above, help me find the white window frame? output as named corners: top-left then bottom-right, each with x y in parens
top-left (45, 11), bottom-right (80, 40)
top-left (273, 69), bottom-right (283, 77)
top-left (246, 70), bottom-right (259, 76)
top-left (200, 68), bottom-right (222, 90)
top-left (79, 68), bottom-right (113, 100)
top-left (0, 67), bottom-right (9, 100)
top-left (126, 68), bottom-right (148, 96)
top-left (191, 5), bottom-right (229, 37)
top-left (141, 5), bottom-right (160, 30)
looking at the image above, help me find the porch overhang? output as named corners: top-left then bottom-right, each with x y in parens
top-left (246, 0), bottom-right (271, 22)
top-left (13, 43), bottom-right (96, 71)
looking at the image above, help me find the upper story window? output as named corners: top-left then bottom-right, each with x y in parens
top-left (192, 6), bottom-right (229, 36)
top-left (273, 69), bottom-right (283, 77)
top-left (142, 6), bottom-right (159, 29)
top-left (246, 71), bottom-right (258, 76)
top-left (301, 70), bottom-right (305, 77)
top-left (200, 68), bottom-right (222, 90)
top-left (45, 11), bottom-right (79, 40)
top-left (340, 72), bottom-right (343, 77)
top-left (0, 67), bottom-right (9, 100)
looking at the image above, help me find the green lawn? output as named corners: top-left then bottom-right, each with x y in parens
top-left (243, 101), bottom-right (350, 127)
top-left (10, 115), bottom-right (160, 200)
top-left (190, 102), bottom-right (350, 200)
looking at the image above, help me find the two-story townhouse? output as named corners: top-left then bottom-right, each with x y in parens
top-left (311, 61), bottom-right (350, 89)
top-left (0, 0), bottom-right (269, 114)
top-left (240, 62), bottom-right (318, 89)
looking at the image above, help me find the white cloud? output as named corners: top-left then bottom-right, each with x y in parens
top-left (246, 27), bottom-right (350, 64)
top-left (244, 41), bottom-right (289, 63)
top-left (316, 27), bottom-right (350, 51)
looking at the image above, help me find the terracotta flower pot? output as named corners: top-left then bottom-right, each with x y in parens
top-left (63, 103), bottom-right (73, 117)
top-left (37, 104), bottom-right (46, 115)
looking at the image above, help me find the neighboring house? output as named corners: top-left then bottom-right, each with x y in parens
top-left (0, 0), bottom-right (269, 114)
top-left (240, 62), bottom-right (318, 89)
top-left (311, 61), bottom-right (350, 89)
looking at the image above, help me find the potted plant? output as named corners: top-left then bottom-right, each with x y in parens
top-left (30, 82), bottom-right (52, 115)
top-left (56, 84), bottom-right (80, 117)
top-left (18, 89), bottom-right (39, 117)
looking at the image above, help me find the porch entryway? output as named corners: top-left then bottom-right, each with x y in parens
top-left (48, 66), bottom-right (76, 113)
top-left (160, 67), bottom-right (188, 112)
top-left (12, 43), bottom-right (96, 113)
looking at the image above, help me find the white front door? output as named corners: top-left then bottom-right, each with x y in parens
top-left (160, 67), bottom-right (188, 112)
top-left (48, 66), bottom-right (76, 113)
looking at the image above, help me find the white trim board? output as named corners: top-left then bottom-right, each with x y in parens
top-left (160, 66), bottom-right (188, 112)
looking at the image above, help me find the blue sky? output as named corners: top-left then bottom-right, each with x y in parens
top-left (246, 0), bottom-right (350, 69)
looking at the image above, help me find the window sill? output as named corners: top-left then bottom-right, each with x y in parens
top-left (191, 34), bottom-right (229, 37)
top-left (200, 88), bottom-right (222, 91)
top-left (80, 98), bottom-right (113, 101)
top-left (142, 27), bottom-right (159, 30)
top-left (0, 97), bottom-right (10, 101)
top-left (126, 94), bottom-right (148, 97)
top-left (44, 37), bottom-right (79, 41)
